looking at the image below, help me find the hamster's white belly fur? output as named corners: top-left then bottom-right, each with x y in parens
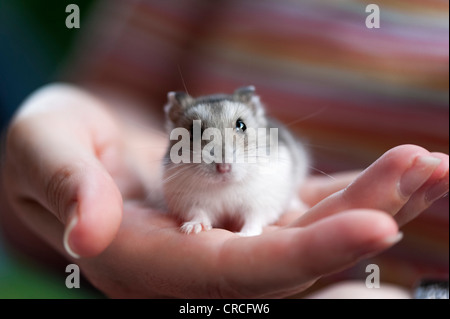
top-left (164, 145), bottom-right (305, 236)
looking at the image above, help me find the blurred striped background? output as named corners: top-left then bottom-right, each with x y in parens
top-left (1, 0), bottom-right (448, 297)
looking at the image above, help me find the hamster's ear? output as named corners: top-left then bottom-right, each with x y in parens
top-left (233, 86), bottom-right (265, 117)
top-left (233, 86), bottom-right (255, 104)
top-left (164, 92), bottom-right (193, 122)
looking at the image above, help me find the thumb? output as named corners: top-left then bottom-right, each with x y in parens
top-left (61, 160), bottom-right (123, 258)
top-left (5, 84), bottom-right (123, 258)
top-left (7, 125), bottom-right (123, 259)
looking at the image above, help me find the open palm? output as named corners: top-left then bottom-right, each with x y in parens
top-left (3, 84), bottom-right (448, 298)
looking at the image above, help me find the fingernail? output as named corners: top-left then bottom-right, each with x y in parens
top-left (399, 156), bottom-right (441, 197)
top-left (425, 177), bottom-right (449, 203)
top-left (357, 232), bottom-right (404, 260)
top-left (383, 231), bottom-right (403, 245)
top-left (63, 215), bottom-right (80, 259)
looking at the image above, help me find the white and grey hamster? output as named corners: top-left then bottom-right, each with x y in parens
top-left (162, 86), bottom-right (309, 236)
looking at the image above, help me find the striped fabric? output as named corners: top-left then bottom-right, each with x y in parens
top-left (64, 0), bottom-right (449, 292)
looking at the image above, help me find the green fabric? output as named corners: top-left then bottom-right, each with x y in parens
top-left (0, 237), bottom-right (102, 299)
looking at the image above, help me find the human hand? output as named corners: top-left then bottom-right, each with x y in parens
top-left (3, 83), bottom-right (448, 298)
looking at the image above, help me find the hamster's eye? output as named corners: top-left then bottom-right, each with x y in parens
top-left (236, 119), bottom-right (247, 132)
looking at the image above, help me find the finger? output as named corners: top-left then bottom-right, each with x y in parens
top-left (291, 145), bottom-right (441, 227)
top-left (276, 170), bottom-right (362, 225)
top-left (305, 281), bottom-right (411, 299)
top-left (62, 162), bottom-right (123, 258)
top-left (218, 210), bottom-right (400, 298)
top-left (300, 170), bottom-right (362, 207)
top-left (394, 152), bottom-right (449, 226)
top-left (5, 84), bottom-right (123, 258)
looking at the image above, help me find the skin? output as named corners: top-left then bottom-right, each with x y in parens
top-left (1, 83), bottom-right (448, 298)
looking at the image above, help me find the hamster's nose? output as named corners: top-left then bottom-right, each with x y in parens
top-left (216, 163), bottom-right (231, 174)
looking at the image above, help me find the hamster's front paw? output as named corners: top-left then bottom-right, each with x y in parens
top-left (181, 221), bottom-right (212, 234)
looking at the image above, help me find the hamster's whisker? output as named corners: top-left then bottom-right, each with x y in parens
top-left (308, 166), bottom-right (336, 180)
top-left (162, 165), bottom-right (194, 184)
top-left (177, 64), bottom-right (190, 95)
top-left (301, 142), bottom-right (342, 152)
top-left (283, 107), bottom-right (328, 127)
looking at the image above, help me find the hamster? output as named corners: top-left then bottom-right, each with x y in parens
top-left (162, 86), bottom-right (309, 236)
